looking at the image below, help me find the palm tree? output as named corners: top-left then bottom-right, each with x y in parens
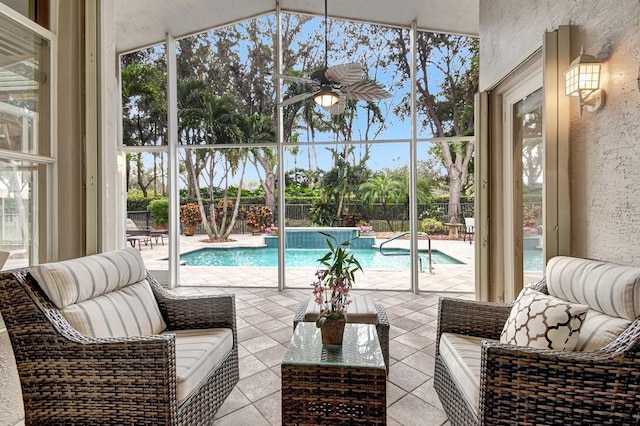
top-left (359, 172), bottom-right (403, 231)
top-left (245, 114), bottom-right (277, 213)
top-left (359, 168), bottom-right (434, 232)
top-left (177, 77), bottom-right (209, 200)
top-left (199, 93), bottom-right (248, 239)
top-left (121, 62), bottom-right (167, 195)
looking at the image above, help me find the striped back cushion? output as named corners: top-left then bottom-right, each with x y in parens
top-left (575, 310), bottom-right (631, 352)
top-left (546, 256), bottom-right (640, 321)
top-left (29, 247), bottom-right (147, 309)
top-left (29, 248), bottom-right (166, 338)
top-left (62, 280), bottom-right (166, 338)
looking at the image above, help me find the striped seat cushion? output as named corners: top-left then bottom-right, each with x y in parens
top-left (162, 328), bottom-right (234, 405)
top-left (439, 332), bottom-right (497, 412)
top-left (304, 294), bottom-right (378, 324)
top-left (29, 248), bottom-right (166, 338)
top-left (546, 256), bottom-right (640, 321)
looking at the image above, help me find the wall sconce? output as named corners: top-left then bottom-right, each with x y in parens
top-left (314, 85), bottom-right (339, 107)
top-left (565, 47), bottom-right (605, 116)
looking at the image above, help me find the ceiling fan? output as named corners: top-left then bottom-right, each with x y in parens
top-left (273, 0), bottom-right (391, 115)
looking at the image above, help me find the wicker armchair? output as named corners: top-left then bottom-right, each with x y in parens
top-left (435, 262), bottom-right (640, 425)
top-left (0, 268), bottom-right (239, 425)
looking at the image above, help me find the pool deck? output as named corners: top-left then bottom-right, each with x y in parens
top-left (140, 233), bottom-right (477, 294)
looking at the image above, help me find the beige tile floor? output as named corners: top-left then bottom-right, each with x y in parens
top-left (138, 233), bottom-right (478, 425)
top-left (170, 285), bottom-right (472, 425)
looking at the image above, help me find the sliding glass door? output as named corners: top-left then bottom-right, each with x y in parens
top-left (504, 73), bottom-right (544, 297)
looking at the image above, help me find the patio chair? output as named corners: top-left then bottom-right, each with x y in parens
top-left (0, 247), bottom-right (239, 425)
top-left (434, 256), bottom-right (640, 425)
top-left (127, 217), bottom-right (171, 249)
top-left (126, 234), bottom-right (153, 250)
top-left (463, 217), bottom-right (474, 243)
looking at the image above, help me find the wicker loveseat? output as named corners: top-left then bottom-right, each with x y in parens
top-left (0, 247), bottom-right (239, 425)
top-left (434, 256), bottom-right (640, 425)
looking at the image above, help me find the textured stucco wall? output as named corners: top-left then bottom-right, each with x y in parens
top-left (480, 0), bottom-right (640, 265)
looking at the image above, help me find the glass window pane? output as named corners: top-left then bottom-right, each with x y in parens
top-left (0, 12), bottom-right (50, 155)
top-left (125, 151), bottom-right (170, 265)
top-left (121, 45), bottom-right (167, 147)
top-left (0, 159), bottom-right (41, 269)
top-left (177, 146), bottom-right (280, 287)
top-left (0, 1), bottom-right (50, 28)
top-left (515, 87), bottom-right (544, 285)
top-left (176, 15), bottom-right (276, 145)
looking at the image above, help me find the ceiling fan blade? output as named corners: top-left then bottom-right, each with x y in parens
top-left (279, 91), bottom-right (315, 107)
top-left (270, 73), bottom-right (317, 85)
top-left (343, 82), bottom-right (392, 101)
top-left (323, 94), bottom-right (346, 115)
top-left (325, 63), bottom-right (363, 85)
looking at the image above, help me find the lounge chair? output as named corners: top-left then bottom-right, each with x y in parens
top-left (126, 234), bottom-right (153, 250)
top-left (463, 217), bottom-right (474, 243)
top-left (127, 218), bottom-right (168, 246)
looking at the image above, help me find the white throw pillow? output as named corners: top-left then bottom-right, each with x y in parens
top-left (500, 288), bottom-right (588, 351)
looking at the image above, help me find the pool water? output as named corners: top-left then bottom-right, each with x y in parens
top-left (524, 249), bottom-right (543, 271)
top-left (181, 247), bottom-right (463, 269)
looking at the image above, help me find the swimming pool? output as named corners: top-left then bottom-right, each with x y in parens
top-left (180, 247), bottom-right (463, 269)
top-left (524, 249), bottom-right (543, 271)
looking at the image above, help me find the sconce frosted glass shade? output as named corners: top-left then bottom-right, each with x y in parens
top-left (314, 86), bottom-right (339, 107)
top-left (565, 51), bottom-right (601, 97)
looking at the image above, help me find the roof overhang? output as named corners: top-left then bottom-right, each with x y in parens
top-left (115, 0), bottom-right (479, 54)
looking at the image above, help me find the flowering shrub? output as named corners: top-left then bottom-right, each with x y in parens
top-left (213, 200), bottom-right (234, 229)
top-left (522, 226), bottom-right (539, 236)
top-left (523, 205), bottom-right (541, 228)
top-left (357, 220), bottom-right (373, 232)
top-left (420, 218), bottom-right (446, 233)
top-left (180, 203), bottom-right (201, 225)
top-left (312, 233), bottom-right (362, 327)
top-left (242, 205), bottom-right (272, 229)
top-left (265, 226), bottom-right (278, 235)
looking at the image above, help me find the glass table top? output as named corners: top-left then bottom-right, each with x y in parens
top-left (283, 322), bottom-right (385, 369)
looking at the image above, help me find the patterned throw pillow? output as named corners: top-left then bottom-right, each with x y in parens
top-left (500, 288), bottom-right (589, 351)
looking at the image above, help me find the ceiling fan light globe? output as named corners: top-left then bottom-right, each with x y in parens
top-left (314, 86), bottom-right (339, 106)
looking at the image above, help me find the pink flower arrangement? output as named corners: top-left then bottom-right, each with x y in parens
top-left (312, 270), bottom-right (352, 323)
top-left (312, 233), bottom-right (362, 327)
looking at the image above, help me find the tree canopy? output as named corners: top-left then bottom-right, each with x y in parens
top-left (121, 12), bottom-right (478, 229)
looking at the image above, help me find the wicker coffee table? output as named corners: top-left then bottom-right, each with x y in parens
top-left (281, 322), bottom-right (387, 425)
